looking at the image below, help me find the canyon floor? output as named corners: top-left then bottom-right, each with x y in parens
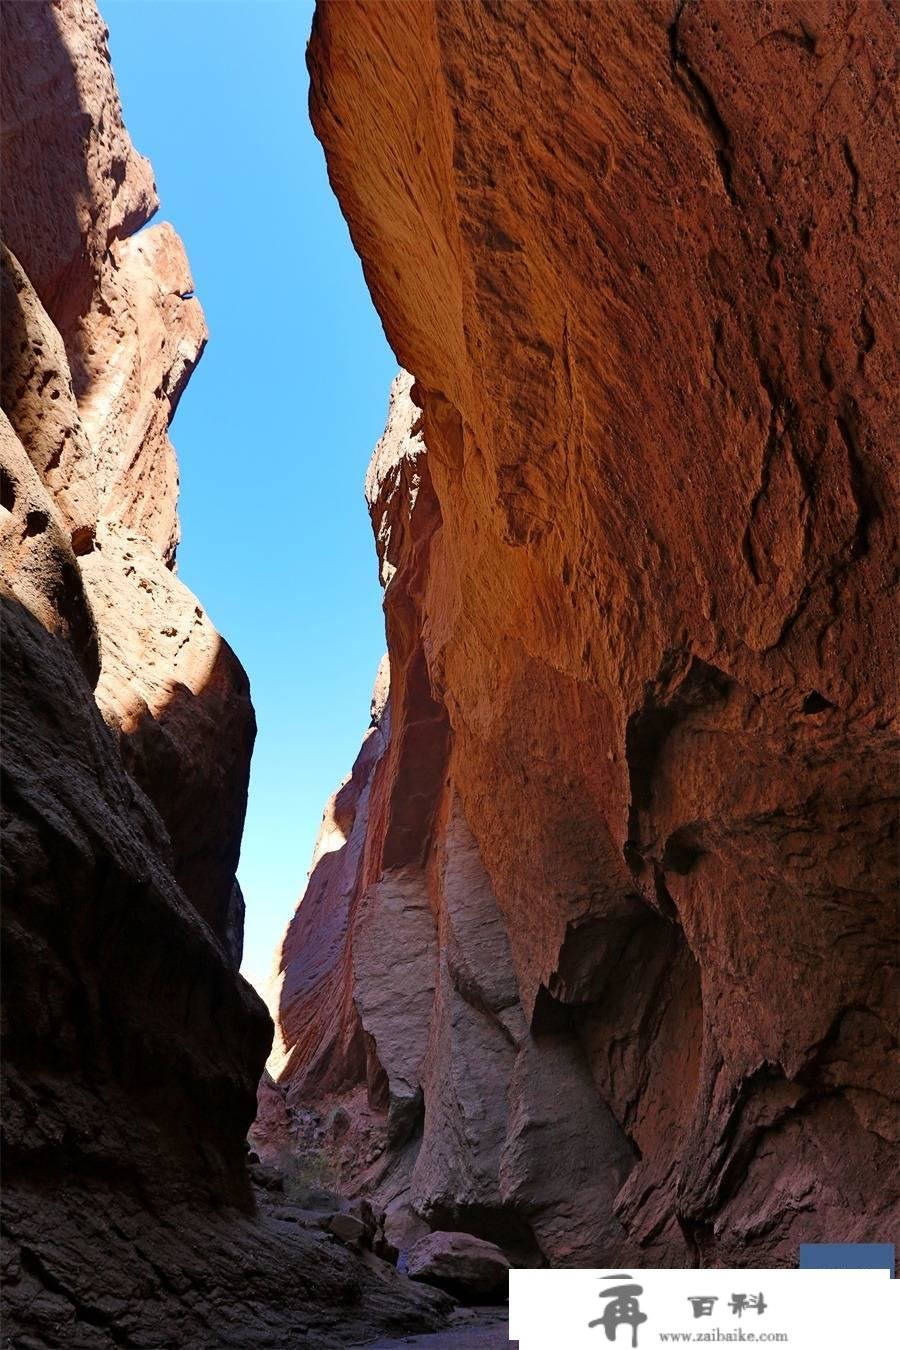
top-left (1, 0), bottom-right (896, 1346)
top-left (353, 1308), bottom-right (514, 1349)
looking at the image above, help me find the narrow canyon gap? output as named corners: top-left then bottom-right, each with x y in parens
top-left (0, 0), bottom-right (897, 1346)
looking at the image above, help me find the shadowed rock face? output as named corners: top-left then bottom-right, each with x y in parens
top-left (0, 2), bottom-right (452, 1343)
top-left (0, 0), bottom-right (251, 980)
top-left (266, 0), bottom-right (899, 1268)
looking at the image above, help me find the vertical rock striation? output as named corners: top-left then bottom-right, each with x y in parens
top-left (1, 3), bottom-right (450, 1342)
top-left (267, 0), bottom-right (899, 1268)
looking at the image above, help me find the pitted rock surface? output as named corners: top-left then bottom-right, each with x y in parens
top-left (267, 0), bottom-right (899, 1270)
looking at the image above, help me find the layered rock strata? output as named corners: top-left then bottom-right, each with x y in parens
top-left (266, 0), bottom-right (899, 1269)
top-left (1, 2), bottom-right (449, 1342)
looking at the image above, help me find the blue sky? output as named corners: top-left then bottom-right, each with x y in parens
top-left (101, 0), bottom-right (396, 993)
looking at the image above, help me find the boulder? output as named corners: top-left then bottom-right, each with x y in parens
top-left (407, 1232), bottom-right (511, 1298)
top-left (329, 1213), bottom-right (369, 1246)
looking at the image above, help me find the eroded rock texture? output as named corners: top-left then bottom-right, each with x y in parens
top-left (0, 2), bottom-right (449, 1343)
top-left (266, 0), bottom-right (899, 1269)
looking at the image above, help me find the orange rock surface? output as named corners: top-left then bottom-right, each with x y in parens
top-left (267, 0), bottom-right (899, 1267)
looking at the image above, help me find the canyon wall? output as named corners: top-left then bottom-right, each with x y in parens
top-left (265, 0), bottom-right (899, 1268)
top-left (0, 3), bottom-right (448, 1343)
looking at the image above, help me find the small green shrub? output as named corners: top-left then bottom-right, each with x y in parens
top-left (283, 1149), bottom-right (340, 1208)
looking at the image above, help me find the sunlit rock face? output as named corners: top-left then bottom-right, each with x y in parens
top-left (268, 0), bottom-right (899, 1268)
top-left (0, 4), bottom-right (451, 1344)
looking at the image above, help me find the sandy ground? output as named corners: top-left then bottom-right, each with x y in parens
top-left (353, 1307), bottom-right (517, 1348)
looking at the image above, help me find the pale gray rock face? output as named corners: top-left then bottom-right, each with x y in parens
top-left (354, 868), bottom-right (438, 1144)
top-left (265, 377), bottom-right (644, 1269)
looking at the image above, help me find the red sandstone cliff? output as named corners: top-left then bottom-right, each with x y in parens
top-left (265, 0), bottom-right (899, 1269)
top-left (0, 3), bottom-right (450, 1342)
